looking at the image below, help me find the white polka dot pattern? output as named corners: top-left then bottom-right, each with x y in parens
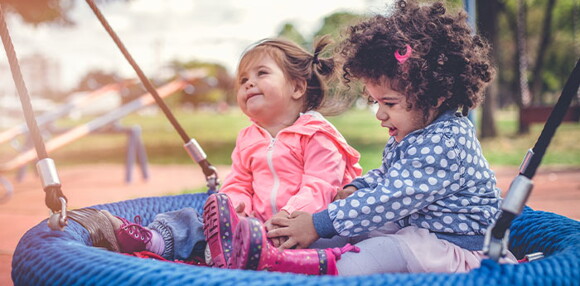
top-left (329, 112), bottom-right (501, 237)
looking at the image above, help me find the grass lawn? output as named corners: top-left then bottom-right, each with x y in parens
top-left (2, 107), bottom-right (579, 173)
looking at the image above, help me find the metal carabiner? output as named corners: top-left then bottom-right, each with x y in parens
top-left (47, 197), bottom-right (68, 231)
top-left (206, 165), bottom-right (220, 194)
top-left (482, 225), bottom-right (510, 262)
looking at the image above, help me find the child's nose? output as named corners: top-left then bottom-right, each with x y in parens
top-left (375, 107), bottom-right (388, 121)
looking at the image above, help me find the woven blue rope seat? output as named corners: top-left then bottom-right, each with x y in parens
top-left (12, 193), bottom-right (580, 285)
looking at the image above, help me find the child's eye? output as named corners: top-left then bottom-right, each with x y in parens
top-left (383, 102), bottom-right (395, 107)
top-left (257, 70), bottom-right (268, 76)
top-left (367, 97), bottom-right (378, 105)
top-left (239, 77), bottom-right (248, 85)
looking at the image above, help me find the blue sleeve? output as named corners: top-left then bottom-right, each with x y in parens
top-left (348, 148), bottom-right (389, 190)
top-left (312, 209), bottom-right (338, 238)
top-left (326, 132), bottom-right (464, 237)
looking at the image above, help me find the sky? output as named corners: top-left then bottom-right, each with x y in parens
top-left (7, 0), bottom-right (389, 90)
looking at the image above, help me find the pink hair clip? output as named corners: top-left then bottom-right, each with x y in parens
top-left (394, 44), bottom-right (412, 64)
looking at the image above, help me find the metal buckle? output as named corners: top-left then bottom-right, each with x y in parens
top-left (48, 197), bottom-right (68, 231)
top-left (206, 165), bottom-right (220, 193)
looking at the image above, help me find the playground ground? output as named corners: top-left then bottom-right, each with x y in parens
top-left (0, 163), bottom-right (579, 285)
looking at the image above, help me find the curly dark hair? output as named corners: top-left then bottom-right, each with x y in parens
top-left (339, 0), bottom-right (494, 118)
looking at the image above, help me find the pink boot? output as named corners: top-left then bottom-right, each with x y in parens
top-left (203, 193), bottom-right (240, 268)
top-left (229, 217), bottom-right (360, 275)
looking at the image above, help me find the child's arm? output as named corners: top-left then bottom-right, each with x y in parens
top-left (348, 146), bottom-right (390, 189)
top-left (334, 185), bottom-right (357, 200)
top-left (220, 145), bottom-right (254, 216)
top-left (313, 134), bottom-right (463, 238)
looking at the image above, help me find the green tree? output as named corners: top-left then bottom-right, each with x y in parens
top-left (75, 70), bottom-right (120, 92)
top-left (0, 0), bottom-right (129, 25)
top-left (277, 23), bottom-right (307, 48)
top-left (314, 12), bottom-right (361, 41)
top-left (477, 0), bottom-right (501, 138)
top-left (499, 0), bottom-right (575, 134)
top-left (168, 60), bottom-right (234, 108)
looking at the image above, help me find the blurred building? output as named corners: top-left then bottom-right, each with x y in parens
top-left (0, 53), bottom-right (61, 128)
top-left (0, 53), bottom-right (62, 99)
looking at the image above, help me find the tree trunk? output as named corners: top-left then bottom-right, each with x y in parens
top-left (516, 0), bottom-right (531, 134)
top-left (476, 0), bottom-right (499, 138)
top-left (530, 0), bottom-right (557, 105)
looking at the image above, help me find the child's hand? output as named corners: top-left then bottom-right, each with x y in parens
top-left (235, 202), bottom-right (248, 218)
top-left (265, 211), bottom-right (290, 247)
top-left (267, 211), bottom-right (319, 250)
top-left (333, 186), bottom-right (357, 201)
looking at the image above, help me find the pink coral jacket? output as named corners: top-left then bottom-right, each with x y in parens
top-left (220, 111), bottom-right (362, 222)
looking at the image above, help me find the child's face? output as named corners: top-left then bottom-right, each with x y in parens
top-left (236, 55), bottom-right (304, 127)
top-left (365, 78), bottom-right (431, 142)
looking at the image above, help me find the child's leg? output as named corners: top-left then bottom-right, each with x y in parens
top-left (103, 207), bottom-right (205, 261)
top-left (147, 207), bottom-right (206, 261)
top-left (336, 236), bottom-right (408, 275)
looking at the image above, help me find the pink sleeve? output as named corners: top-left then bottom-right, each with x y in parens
top-left (220, 145), bottom-right (253, 216)
top-left (281, 133), bottom-right (345, 214)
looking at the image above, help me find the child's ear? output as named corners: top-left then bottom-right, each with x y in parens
top-left (434, 97), bottom-right (446, 108)
top-left (291, 80), bottom-right (307, 100)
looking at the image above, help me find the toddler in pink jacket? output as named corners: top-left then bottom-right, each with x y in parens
top-left (202, 36), bottom-right (362, 268)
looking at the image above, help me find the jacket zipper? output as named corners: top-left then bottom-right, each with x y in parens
top-left (267, 137), bottom-right (280, 215)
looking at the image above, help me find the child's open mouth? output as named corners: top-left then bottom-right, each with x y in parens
top-left (388, 127), bottom-right (397, 137)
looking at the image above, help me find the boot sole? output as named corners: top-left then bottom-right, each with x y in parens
top-left (230, 217), bottom-right (263, 270)
top-left (202, 193), bottom-right (237, 268)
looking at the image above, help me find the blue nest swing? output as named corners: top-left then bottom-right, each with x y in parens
top-left (11, 193), bottom-right (580, 285)
top-left (5, 1), bottom-right (580, 285)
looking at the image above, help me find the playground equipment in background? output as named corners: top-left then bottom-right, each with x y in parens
top-left (0, 81), bottom-right (131, 145)
top-left (519, 105), bottom-right (580, 130)
top-left (0, 75), bottom-right (204, 203)
top-left (1, 81), bottom-right (132, 182)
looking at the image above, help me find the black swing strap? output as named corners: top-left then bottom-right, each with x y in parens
top-left (85, 0), bottom-right (218, 190)
top-left (0, 4), bottom-right (68, 228)
top-left (521, 59), bottom-right (580, 179)
top-left (484, 58), bottom-right (580, 261)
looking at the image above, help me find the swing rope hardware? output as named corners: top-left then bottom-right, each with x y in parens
top-left (85, 0), bottom-right (220, 190)
top-left (0, 4), bottom-right (68, 230)
top-left (484, 58), bottom-right (580, 262)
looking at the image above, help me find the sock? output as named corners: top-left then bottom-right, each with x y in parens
top-left (147, 229), bottom-right (166, 256)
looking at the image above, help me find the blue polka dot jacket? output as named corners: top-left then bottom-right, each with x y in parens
top-left (312, 111), bottom-right (502, 250)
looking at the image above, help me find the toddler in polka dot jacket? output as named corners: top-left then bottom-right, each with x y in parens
top-left (266, 0), bottom-right (518, 275)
